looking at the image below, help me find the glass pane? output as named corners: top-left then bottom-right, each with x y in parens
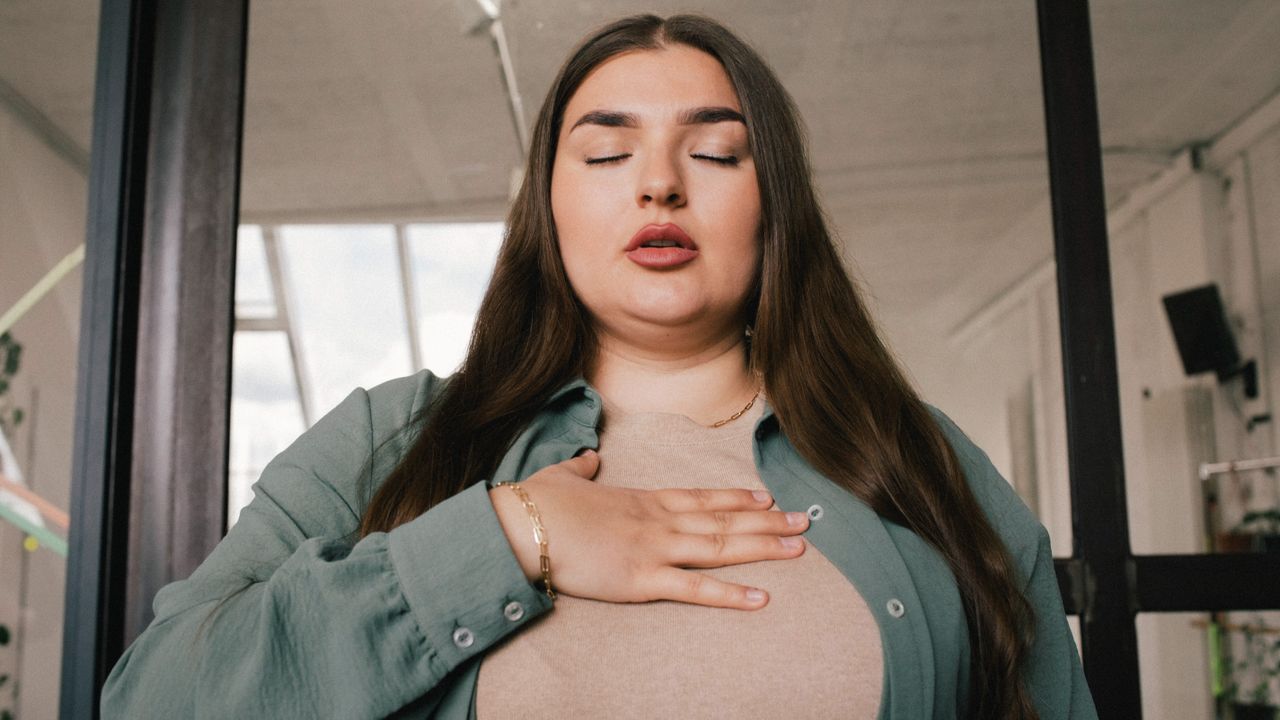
top-left (235, 225), bottom-right (277, 320)
top-left (232, 0), bottom-right (519, 529)
top-left (233, 1), bottom-right (1070, 555)
top-left (277, 224), bottom-right (414, 418)
top-left (407, 222), bottom-right (504, 376)
top-left (800, 2), bottom-right (1070, 554)
top-left (0, 1), bottom-right (100, 715)
top-left (228, 332), bottom-right (306, 528)
top-left (1091, 2), bottom-right (1280, 555)
top-left (1136, 612), bottom-right (1233, 719)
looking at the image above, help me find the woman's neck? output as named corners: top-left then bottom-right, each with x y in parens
top-left (588, 326), bottom-right (758, 427)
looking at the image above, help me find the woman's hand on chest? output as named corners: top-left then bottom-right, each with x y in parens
top-left (489, 449), bottom-right (810, 610)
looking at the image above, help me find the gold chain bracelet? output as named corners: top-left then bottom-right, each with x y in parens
top-left (493, 481), bottom-right (556, 601)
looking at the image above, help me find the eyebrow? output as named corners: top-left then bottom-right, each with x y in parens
top-left (567, 106), bottom-right (747, 133)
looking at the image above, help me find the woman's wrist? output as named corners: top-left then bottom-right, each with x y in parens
top-left (492, 481), bottom-right (556, 600)
top-left (489, 484), bottom-right (542, 583)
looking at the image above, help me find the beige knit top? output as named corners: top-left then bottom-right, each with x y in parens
top-left (475, 392), bottom-right (884, 718)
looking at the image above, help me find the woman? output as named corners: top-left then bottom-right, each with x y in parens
top-left (102, 13), bottom-right (1096, 720)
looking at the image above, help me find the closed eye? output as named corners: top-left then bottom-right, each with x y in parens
top-left (693, 154), bottom-right (739, 166)
top-left (584, 153), bottom-right (740, 166)
top-left (584, 154), bottom-right (630, 165)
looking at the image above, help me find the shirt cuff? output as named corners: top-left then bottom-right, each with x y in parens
top-left (387, 478), bottom-right (554, 676)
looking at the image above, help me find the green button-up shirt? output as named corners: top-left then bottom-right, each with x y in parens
top-left (101, 369), bottom-right (1098, 719)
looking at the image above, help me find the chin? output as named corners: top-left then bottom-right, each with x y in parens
top-left (606, 297), bottom-right (703, 329)
top-left (624, 304), bottom-right (701, 326)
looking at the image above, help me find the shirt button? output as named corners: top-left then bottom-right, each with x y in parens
top-left (886, 598), bottom-right (906, 618)
top-left (452, 626), bottom-right (475, 649)
top-left (584, 397), bottom-right (597, 408)
top-left (806, 504), bottom-right (824, 521)
top-left (503, 601), bottom-right (525, 622)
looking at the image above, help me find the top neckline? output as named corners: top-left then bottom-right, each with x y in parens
top-left (599, 391), bottom-right (767, 445)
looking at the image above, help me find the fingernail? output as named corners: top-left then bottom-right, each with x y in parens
top-left (752, 490), bottom-right (771, 503)
top-left (786, 512), bottom-right (806, 527)
top-left (746, 589), bottom-right (766, 603)
top-left (780, 536), bottom-right (803, 549)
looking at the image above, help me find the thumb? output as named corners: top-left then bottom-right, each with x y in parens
top-left (567, 448), bottom-right (601, 479)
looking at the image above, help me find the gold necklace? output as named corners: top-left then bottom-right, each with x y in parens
top-left (710, 386), bottom-right (763, 428)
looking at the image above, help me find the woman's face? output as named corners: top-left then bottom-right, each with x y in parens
top-left (551, 45), bottom-right (762, 346)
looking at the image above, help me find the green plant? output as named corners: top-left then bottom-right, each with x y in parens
top-left (1232, 509), bottom-right (1280, 554)
top-left (1237, 509), bottom-right (1280, 536)
top-left (0, 332), bottom-right (23, 438)
top-left (1225, 619), bottom-right (1280, 708)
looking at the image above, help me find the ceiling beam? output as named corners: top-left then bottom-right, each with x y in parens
top-left (239, 194), bottom-right (509, 226)
top-left (0, 75), bottom-right (90, 175)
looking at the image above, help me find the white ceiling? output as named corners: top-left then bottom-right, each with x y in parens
top-left (3, 0), bottom-right (1280, 377)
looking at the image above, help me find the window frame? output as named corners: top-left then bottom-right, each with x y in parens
top-left (63, 1), bottom-right (1280, 718)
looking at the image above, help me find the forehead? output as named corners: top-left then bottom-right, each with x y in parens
top-left (564, 45), bottom-right (742, 120)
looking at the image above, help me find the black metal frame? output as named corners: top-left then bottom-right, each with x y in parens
top-left (124, 0), bottom-right (247, 643)
top-left (59, 0), bottom-right (1279, 717)
top-left (60, 0), bottom-right (248, 717)
top-left (59, 0), bottom-right (153, 716)
top-left (1037, 1), bottom-right (1142, 715)
top-left (1038, 1), bottom-right (1280, 717)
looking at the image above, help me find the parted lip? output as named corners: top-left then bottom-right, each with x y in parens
top-left (625, 223), bottom-right (698, 252)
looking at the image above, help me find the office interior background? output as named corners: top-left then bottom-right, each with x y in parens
top-left (2, 0), bottom-right (1280, 717)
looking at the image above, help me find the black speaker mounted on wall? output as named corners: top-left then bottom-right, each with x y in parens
top-left (1161, 283), bottom-right (1258, 399)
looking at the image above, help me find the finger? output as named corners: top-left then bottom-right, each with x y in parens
top-left (670, 509), bottom-right (809, 536)
top-left (563, 449), bottom-right (600, 479)
top-left (661, 532), bottom-right (806, 568)
top-left (648, 567), bottom-right (770, 610)
top-left (653, 487), bottom-right (773, 513)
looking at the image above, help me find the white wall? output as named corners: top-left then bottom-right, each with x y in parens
top-left (0, 103), bottom-right (87, 719)
top-left (925, 93), bottom-right (1280, 718)
top-left (922, 201), bottom-right (1075, 558)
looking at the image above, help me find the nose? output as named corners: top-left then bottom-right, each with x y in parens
top-left (636, 152), bottom-right (686, 208)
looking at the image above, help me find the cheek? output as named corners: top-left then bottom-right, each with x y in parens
top-left (721, 186), bottom-right (762, 266)
top-left (551, 171), bottom-right (602, 293)
top-left (704, 170), bottom-right (761, 227)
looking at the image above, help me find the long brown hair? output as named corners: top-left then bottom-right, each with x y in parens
top-left (360, 14), bottom-right (1036, 718)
